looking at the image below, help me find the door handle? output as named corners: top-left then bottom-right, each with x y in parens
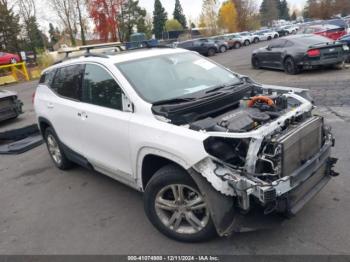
top-left (47, 103), bottom-right (54, 109)
top-left (77, 111), bottom-right (88, 119)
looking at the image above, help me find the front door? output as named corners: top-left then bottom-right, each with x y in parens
top-left (79, 63), bottom-right (133, 180)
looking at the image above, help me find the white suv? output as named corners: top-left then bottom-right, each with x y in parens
top-left (34, 45), bottom-right (338, 242)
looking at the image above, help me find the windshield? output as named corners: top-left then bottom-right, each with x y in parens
top-left (116, 52), bottom-right (240, 103)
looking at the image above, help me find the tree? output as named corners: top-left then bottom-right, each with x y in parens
top-left (191, 22), bottom-right (196, 28)
top-left (232, 0), bottom-right (259, 31)
top-left (118, 0), bottom-right (147, 41)
top-left (48, 0), bottom-right (78, 46)
top-left (48, 23), bottom-right (60, 47)
top-left (278, 0), bottom-right (290, 20)
top-left (291, 10), bottom-right (297, 20)
top-left (0, 0), bottom-right (21, 52)
top-left (260, 0), bottom-right (278, 26)
top-left (17, 0), bottom-right (45, 55)
top-left (153, 0), bottom-right (167, 39)
top-left (218, 1), bottom-right (238, 33)
top-left (200, 0), bottom-right (219, 36)
top-left (76, 0), bottom-right (87, 45)
top-left (137, 14), bottom-right (153, 38)
top-left (173, 0), bottom-right (186, 29)
top-left (165, 19), bottom-right (183, 31)
top-left (88, 0), bottom-right (122, 42)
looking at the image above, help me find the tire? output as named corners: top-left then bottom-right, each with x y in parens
top-left (244, 40), bottom-right (250, 46)
top-left (333, 62), bottom-right (344, 70)
top-left (219, 45), bottom-right (227, 53)
top-left (253, 37), bottom-right (259, 43)
top-left (284, 57), bottom-right (300, 75)
top-left (234, 42), bottom-right (241, 49)
top-left (10, 58), bottom-right (17, 64)
top-left (267, 36), bottom-right (272, 41)
top-left (207, 48), bottom-right (216, 57)
top-left (274, 34), bottom-right (278, 39)
top-left (144, 164), bottom-right (217, 242)
top-left (252, 56), bottom-right (261, 69)
top-left (44, 127), bottom-right (73, 170)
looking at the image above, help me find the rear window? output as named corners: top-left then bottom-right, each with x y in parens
top-left (51, 64), bottom-right (84, 100)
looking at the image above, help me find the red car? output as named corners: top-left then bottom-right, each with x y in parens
top-left (0, 52), bottom-right (20, 65)
top-left (300, 24), bottom-right (346, 40)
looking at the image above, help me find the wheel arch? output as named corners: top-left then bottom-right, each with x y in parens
top-left (137, 148), bottom-right (192, 191)
top-left (38, 117), bottom-right (54, 135)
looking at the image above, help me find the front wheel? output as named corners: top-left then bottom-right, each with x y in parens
top-left (10, 58), bottom-right (17, 64)
top-left (144, 165), bottom-right (217, 242)
top-left (207, 48), bottom-right (216, 57)
top-left (244, 40), bottom-right (250, 46)
top-left (252, 56), bottom-right (261, 69)
top-left (234, 42), bottom-right (241, 49)
top-left (253, 38), bottom-right (259, 43)
top-left (284, 57), bottom-right (300, 75)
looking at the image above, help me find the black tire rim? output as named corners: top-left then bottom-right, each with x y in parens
top-left (253, 58), bottom-right (260, 68)
top-left (285, 59), bottom-right (294, 73)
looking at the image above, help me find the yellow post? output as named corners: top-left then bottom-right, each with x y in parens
top-left (21, 62), bottom-right (30, 81)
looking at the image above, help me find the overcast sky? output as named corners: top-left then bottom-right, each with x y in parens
top-left (34, 0), bottom-right (306, 33)
top-left (138, 0), bottom-right (306, 22)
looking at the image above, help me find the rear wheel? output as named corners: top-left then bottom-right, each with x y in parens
top-left (267, 36), bottom-right (272, 41)
top-left (253, 37), bottom-right (259, 43)
top-left (252, 56), bottom-right (261, 69)
top-left (284, 57), bottom-right (300, 75)
top-left (44, 127), bottom-right (73, 170)
top-left (219, 45), bottom-right (227, 53)
top-left (274, 34), bottom-right (278, 39)
top-left (144, 165), bottom-right (217, 242)
top-left (234, 42), bottom-right (241, 49)
top-left (207, 48), bottom-right (216, 57)
top-left (244, 40), bottom-right (250, 46)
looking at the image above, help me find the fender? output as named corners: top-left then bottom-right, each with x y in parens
top-left (136, 147), bottom-right (192, 190)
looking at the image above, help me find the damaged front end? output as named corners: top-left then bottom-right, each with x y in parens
top-left (0, 90), bottom-right (23, 122)
top-left (188, 87), bottom-right (338, 236)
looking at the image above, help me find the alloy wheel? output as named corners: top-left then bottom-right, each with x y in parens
top-left (47, 134), bottom-right (62, 165)
top-left (155, 184), bottom-right (209, 234)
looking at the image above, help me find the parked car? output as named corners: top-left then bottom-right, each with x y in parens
top-left (299, 24), bottom-right (346, 40)
top-left (224, 33), bottom-right (244, 48)
top-left (201, 38), bottom-right (228, 53)
top-left (251, 34), bottom-right (350, 74)
top-left (0, 52), bottom-right (20, 65)
top-left (211, 35), bottom-right (242, 49)
top-left (175, 39), bottom-right (218, 56)
top-left (35, 44), bottom-right (338, 242)
top-left (255, 29), bottom-right (279, 41)
top-left (239, 32), bottom-right (260, 45)
top-left (0, 90), bottom-right (23, 122)
top-left (275, 27), bottom-right (289, 37)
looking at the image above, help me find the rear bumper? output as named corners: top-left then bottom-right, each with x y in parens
top-left (298, 56), bottom-right (346, 67)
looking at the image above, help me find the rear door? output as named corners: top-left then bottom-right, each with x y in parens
top-left (78, 63), bottom-right (133, 180)
top-left (48, 64), bottom-right (86, 154)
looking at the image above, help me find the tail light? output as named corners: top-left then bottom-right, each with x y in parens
top-left (307, 49), bottom-right (321, 57)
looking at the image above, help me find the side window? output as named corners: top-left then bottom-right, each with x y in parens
top-left (39, 69), bottom-right (56, 86)
top-left (269, 40), bottom-right (286, 48)
top-left (51, 64), bottom-right (84, 100)
top-left (82, 64), bottom-right (123, 110)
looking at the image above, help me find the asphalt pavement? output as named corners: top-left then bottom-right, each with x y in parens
top-left (0, 41), bottom-right (349, 254)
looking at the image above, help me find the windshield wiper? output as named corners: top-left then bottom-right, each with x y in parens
top-left (153, 97), bottom-right (196, 106)
top-left (205, 81), bottom-right (243, 94)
